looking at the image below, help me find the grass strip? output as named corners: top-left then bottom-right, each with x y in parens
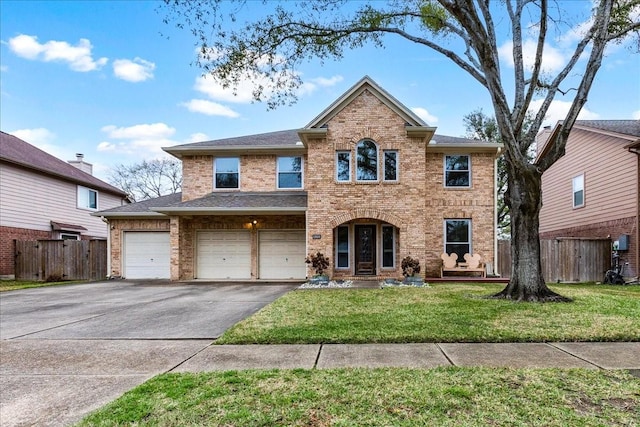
top-left (77, 367), bottom-right (640, 426)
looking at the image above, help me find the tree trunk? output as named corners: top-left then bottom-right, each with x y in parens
top-left (492, 164), bottom-right (571, 302)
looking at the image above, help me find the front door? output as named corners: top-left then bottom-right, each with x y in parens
top-left (355, 225), bottom-right (376, 275)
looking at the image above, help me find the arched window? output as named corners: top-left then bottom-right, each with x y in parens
top-left (356, 139), bottom-right (378, 181)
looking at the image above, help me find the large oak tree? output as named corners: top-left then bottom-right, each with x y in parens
top-left (161, 0), bottom-right (639, 301)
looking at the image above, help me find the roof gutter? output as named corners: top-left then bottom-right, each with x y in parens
top-left (163, 144), bottom-right (307, 158)
top-left (151, 207), bottom-right (307, 216)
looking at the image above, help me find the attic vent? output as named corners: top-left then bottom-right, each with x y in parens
top-left (295, 141), bottom-right (303, 146)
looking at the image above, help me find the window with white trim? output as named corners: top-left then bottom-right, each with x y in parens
top-left (277, 156), bottom-right (303, 189)
top-left (444, 219), bottom-right (471, 262)
top-left (383, 151), bottom-right (398, 182)
top-left (60, 233), bottom-right (80, 240)
top-left (77, 186), bottom-right (98, 210)
top-left (336, 226), bottom-right (349, 268)
top-left (444, 155), bottom-right (470, 187)
top-left (336, 151), bottom-right (351, 182)
top-left (572, 174), bottom-right (584, 208)
top-left (382, 225), bottom-right (395, 268)
top-left (356, 139), bottom-right (378, 181)
top-left (214, 157), bottom-right (239, 189)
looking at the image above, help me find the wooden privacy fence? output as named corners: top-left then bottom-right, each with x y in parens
top-left (15, 240), bottom-right (107, 281)
top-left (497, 238), bottom-right (611, 282)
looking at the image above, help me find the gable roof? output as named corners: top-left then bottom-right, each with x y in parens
top-left (0, 131), bottom-right (127, 196)
top-left (305, 75), bottom-right (428, 128)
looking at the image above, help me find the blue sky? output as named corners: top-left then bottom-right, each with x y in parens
top-left (2, 0), bottom-right (639, 181)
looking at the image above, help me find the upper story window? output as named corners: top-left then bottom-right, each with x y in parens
top-left (277, 156), bottom-right (303, 189)
top-left (214, 157), bottom-right (239, 189)
top-left (384, 151), bottom-right (398, 182)
top-left (444, 219), bottom-right (471, 262)
top-left (77, 186), bottom-right (98, 210)
top-left (336, 151), bottom-right (351, 182)
top-left (356, 139), bottom-right (378, 181)
top-left (444, 155), bottom-right (471, 188)
top-left (572, 174), bottom-right (584, 208)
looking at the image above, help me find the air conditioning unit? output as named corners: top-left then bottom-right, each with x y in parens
top-left (617, 234), bottom-right (630, 251)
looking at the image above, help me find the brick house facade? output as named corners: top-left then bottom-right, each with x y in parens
top-left (97, 77), bottom-right (502, 281)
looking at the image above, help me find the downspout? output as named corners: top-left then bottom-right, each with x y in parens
top-left (100, 216), bottom-right (111, 279)
top-left (626, 141), bottom-right (640, 278)
top-left (494, 147), bottom-right (502, 276)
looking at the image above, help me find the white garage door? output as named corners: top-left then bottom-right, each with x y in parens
top-left (123, 232), bottom-right (170, 279)
top-left (197, 231), bottom-right (251, 279)
top-left (259, 230), bottom-right (306, 279)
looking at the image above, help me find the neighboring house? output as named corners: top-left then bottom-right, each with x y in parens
top-left (0, 131), bottom-right (129, 278)
top-left (95, 76), bottom-right (502, 281)
top-left (538, 120), bottom-right (640, 278)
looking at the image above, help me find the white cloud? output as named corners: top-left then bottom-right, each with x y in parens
top-left (101, 123), bottom-right (175, 140)
top-left (411, 107), bottom-right (438, 124)
top-left (180, 99), bottom-right (240, 118)
top-left (498, 39), bottom-right (566, 74)
top-left (10, 127), bottom-right (56, 146)
top-left (187, 132), bottom-right (209, 143)
top-left (528, 99), bottom-right (599, 126)
top-left (194, 73), bottom-right (344, 104)
top-left (7, 34), bottom-right (107, 72)
top-left (98, 123), bottom-right (206, 157)
top-left (9, 127), bottom-right (76, 161)
top-left (632, 110), bottom-right (640, 120)
top-left (113, 57), bottom-right (155, 82)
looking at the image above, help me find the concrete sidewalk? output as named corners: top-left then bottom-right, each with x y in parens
top-left (172, 342), bottom-right (640, 371)
top-left (2, 340), bottom-right (639, 427)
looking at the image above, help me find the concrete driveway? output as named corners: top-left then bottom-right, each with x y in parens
top-left (0, 280), bottom-right (297, 427)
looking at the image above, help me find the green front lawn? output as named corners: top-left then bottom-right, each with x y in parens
top-left (217, 283), bottom-right (640, 344)
top-left (0, 280), bottom-right (85, 292)
top-left (78, 368), bottom-right (640, 426)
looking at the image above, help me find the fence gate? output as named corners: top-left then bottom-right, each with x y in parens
top-left (15, 240), bottom-right (107, 281)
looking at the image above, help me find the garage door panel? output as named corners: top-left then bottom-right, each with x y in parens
top-left (197, 231), bottom-right (251, 279)
top-left (259, 231), bottom-right (306, 280)
top-left (124, 232), bottom-right (170, 279)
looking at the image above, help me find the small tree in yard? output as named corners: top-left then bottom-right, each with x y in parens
top-left (161, 0), bottom-right (639, 301)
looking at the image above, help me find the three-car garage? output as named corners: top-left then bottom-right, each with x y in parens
top-left (122, 229), bottom-right (306, 280)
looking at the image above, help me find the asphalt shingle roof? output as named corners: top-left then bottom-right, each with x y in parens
top-left (175, 130), bottom-right (303, 149)
top-left (0, 131), bottom-right (127, 196)
top-left (576, 120), bottom-right (640, 138)
top-left (170, 191), bottom-right (307, 209)
top-left (96, 192), bottom-right (183, 214)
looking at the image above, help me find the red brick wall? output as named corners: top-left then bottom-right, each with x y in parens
top-left (0, 226), bottom-right (52, 276)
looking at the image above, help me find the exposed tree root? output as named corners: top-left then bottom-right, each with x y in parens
top-left (487, 284), bottom-right (573, 303)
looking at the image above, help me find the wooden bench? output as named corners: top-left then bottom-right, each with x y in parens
top-left (440, 253), bottom-right (486, 278)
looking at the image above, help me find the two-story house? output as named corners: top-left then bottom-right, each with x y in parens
top-left (538, 120), bottom-right (640, 278)
top-left (0, 131), bottom-right (129, 278)
top-left (96, 76), bottom-right (502, 281)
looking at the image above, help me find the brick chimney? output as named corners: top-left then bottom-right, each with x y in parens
top-left (68, 153), bottom-right (93, 175)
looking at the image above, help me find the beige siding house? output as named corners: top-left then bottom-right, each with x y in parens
top-left (0, 132), bottom-right (129, 278)
top-left (97, 77), bottom-right (502, 281)
top-left (538, 120), bottom-right (640, 277)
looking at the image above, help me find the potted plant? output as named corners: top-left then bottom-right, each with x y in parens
top-left (305, 251), bottom-right (330, 284)
top-left (401, 256), bottom-right (423, 286)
